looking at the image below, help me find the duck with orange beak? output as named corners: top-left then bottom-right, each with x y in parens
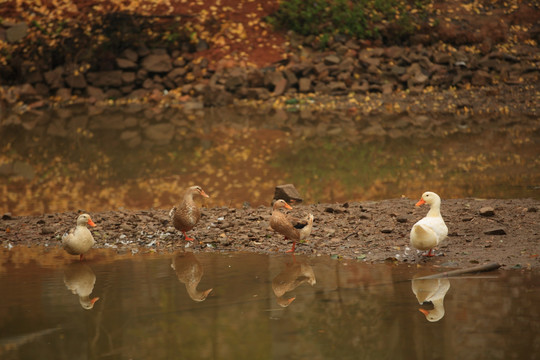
top-left (410, 191), bottom-right (448, 257)
top-left (170, 185), bottom-right (210, 242)
top-left (270, 199), bottom-right (314, 253)
top-left (62, 213), bottom-right (96, 260)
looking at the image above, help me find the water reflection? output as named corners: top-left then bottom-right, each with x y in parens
top-left (272, 255), bottom-right (316, 307)
top-left (63, 262), bottom-right (100, 310)
top-left (411, 274), bottom-right (451, 322)
top-left (171, 250), bottom-right (213, 302)
top-left (1, 105), bottom-right (538, 215)
top-left (1, 250), bottom-right (539, 359)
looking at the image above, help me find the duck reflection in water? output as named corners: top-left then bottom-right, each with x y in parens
top-left (411, 275), bottom-right (450, 322)
top-left (63, 262), bottom-right (100, 310)
top-left (171, 250), bottom-right (213, 302)
top-left (272, 255), bottom-right (316, 307)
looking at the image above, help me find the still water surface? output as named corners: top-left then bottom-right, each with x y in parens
top-left (1, 105), bottom-right (539, 215)
top-left (1, 247), bottom-right (539, 359)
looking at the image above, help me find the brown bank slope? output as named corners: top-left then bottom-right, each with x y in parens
top-left (2, 198), bottom-right (539, 269)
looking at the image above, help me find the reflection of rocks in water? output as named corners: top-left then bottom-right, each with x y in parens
top-left (171, 251), bottom-right (213, 302)
top-left (63, 262), bottom-right (100, 310)
top-left (272, 259), bottom-right (316, 307)
top-left (411, 275), bottom-right (450, 322)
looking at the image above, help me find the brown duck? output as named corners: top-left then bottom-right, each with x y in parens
top-left (169, 185), bottom-right (210, 241)
top-left (171, 250), bottom-right (213, 302)
top-left (270, 199), bottom-right (314, 253)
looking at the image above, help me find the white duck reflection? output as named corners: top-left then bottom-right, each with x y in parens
top-left (63, 262), bottom-right (100, 310)
top-left (171, 250), bottom-right (213, 302)
top-left (272, 257), bottom-right (316, 307)
top-left (411, 275), bottom-right (450, 322)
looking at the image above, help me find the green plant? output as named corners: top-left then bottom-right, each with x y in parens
top-left (266, 0), bottom-right (432, 44)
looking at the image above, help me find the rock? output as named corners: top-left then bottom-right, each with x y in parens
top-left (203, 85), bottom-right (234, 106)
top-left (264, 71), bottom-right (286, 94)
top-left (142, 54), bottom-right (173, 73)
top-left (225, 68), bottom-right (247, 92)
top-left (43, 67), bottom-right (65, 89)
top-left (144, 123), bottom-right (175, 145)
top-left (484, 227), bottom-right (506, 235)
top-left (2, 213), bottom-right (13, 220)
top-left (362, 123), bottom-right (386, 136)
top-left (479, 206), bottom-right (495, 216)
top-left (65, 73), bottom-right (87, 89)
top-left (328, 81), bottom-right (347, 92)
top-left (86, 86), bottom-right (106, 100)
top-left (272, 77), bottom-right (287, 96)
top-left (242, 87), bottom-right (270, 100)
top-left (122, 72), bottom-right (136, 85)
top-left (41, 226), bottom-right (55, 235)
top-left (121, 48), bottom-right (138, 62)
top-left (6, 22), bottom-right (28, 43)
top-left (324, 54), bottom-right (341, 65)
top-left (183, 101), bottom-right (204, 111)
top-left (298, 78), bottom-right (312, 93)
top-left (167, 67), bottom-right (188, 82)
top-left (56, 88), bottom-right (72, 101)
top-left (12, 161), bottom-right (34, 180)
top-left (87, 71), bottom-right (123, 87)
top-left (273, 184), bottom-right (303, 204)
top-left (15, 84), bottom-right (38, 101)
top-left (116, 58), bottom-right (138, 70)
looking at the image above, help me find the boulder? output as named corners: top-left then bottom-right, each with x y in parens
top-left (273, 184), bottom-right (303, 204)
top-left (298, 77), bottom-right (312, 93)
top-left (142, 54), bottom-right (173, 73)
top-left (116, 58), bottom-right (138, 70)
top-left (6, 22), bottom-right (28, 43)
top-left (65, 73), bottom-right (87, 89)
top-left (44, 67), bottom-right (65, 89)
top-left (121, 48), bottom-right (138, 62)
top-left (86, 71), bottom-right (123, 87)
top-left (144, 123), bottom-right (175, 144)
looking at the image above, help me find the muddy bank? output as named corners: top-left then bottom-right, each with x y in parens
top-left (2, 198), bottom-right (539, 269)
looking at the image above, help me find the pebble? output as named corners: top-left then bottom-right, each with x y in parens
top-left (483, 227), bottom-right (506, 235)
top-left (479, 207), bottom-right (495, 216)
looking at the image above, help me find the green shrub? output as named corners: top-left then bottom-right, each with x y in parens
top-left (266, 0), bottom-right (431, 44)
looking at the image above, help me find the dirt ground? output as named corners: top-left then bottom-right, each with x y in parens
top-left (1, 197), bottom-right (538, 270)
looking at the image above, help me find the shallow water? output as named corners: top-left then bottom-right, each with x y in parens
top-left (1, 105), bottom-right (539, 215)
top-left (1, 247), bottom-right (539, 359)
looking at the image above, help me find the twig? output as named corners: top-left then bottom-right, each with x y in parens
top-left (415, 262), bottom-right (501, 280)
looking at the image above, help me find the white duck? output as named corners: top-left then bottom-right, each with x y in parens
top-left (412, 277), bottom-right (451, 322)
top-left (62, 213), bottom-right (96, 260)
top-left (410, 191), bottom-right (448, 257)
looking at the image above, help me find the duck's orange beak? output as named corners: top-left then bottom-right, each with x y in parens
top-left (88, 219), bottom-right (96, 227)
top-left (90, 297), bottom-right (100, 305)
top-left (419, 308), bottom-right (429, 316)
top-left (285, 203), bottom-right (293, 210)
top-left (200, 190), bottom-right (210, 198)
top-left (415, 199), bottom-right (426, 207)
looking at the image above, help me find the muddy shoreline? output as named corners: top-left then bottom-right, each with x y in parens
top-left (2, 197), bottom-right (539, 270)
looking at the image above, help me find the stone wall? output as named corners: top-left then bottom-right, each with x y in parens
top-left (1, 20), bottom-right (539, 107)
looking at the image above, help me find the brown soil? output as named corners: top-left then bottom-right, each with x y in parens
top-left (2, 198), bottom-right (539, 270)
